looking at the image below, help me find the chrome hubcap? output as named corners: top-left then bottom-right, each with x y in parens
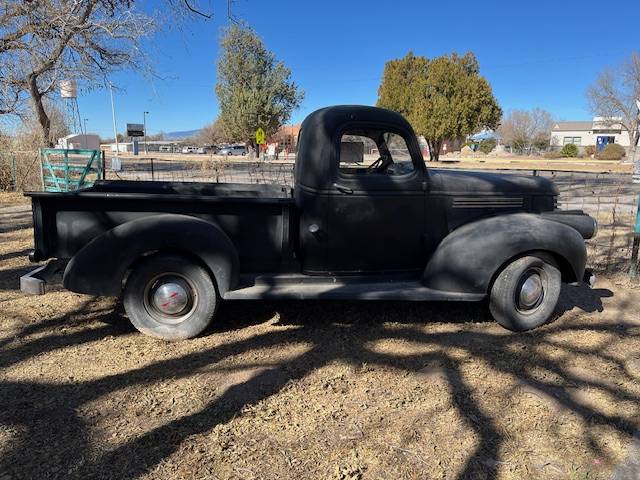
top-left (143, 273), bottom-right (197, 325)
top-left (152, 282), bottom-right (189, 315)
top-left (519, 273), bottom-right (543, 310)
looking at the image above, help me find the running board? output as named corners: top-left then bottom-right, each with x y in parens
top-left (223, 276), bottom-right (485, 301)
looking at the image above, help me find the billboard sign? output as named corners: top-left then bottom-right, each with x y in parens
top-left (127, 123), bottom-right (144, 137)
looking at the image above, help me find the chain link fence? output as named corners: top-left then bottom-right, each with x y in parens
top-left (2, 151), bottom-right (639, 275)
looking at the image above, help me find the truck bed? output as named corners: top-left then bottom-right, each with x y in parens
top-left (26, 180), bottom-right (297, 273)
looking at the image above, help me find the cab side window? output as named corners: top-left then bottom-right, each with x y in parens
top-left (339, 130), bottom-right (415, 176)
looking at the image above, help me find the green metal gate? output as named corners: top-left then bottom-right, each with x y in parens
top-left (40, 149), bottom-right (103, 192)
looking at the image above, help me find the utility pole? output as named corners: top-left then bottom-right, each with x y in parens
top-left (83, 118), bottom-right (89, 148)
top-left (143, 111), bottom-right (149, 154)
top-left (108, 81), bottom-right (121, 170)
top-left (633, 99), bottom-right (640, 185)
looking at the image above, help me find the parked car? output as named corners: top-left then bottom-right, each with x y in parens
top-left (196, 146), bottom-right (215, 154)
top-left (181, 146), bottom-right (198, 154)
top-left (218, 145), bottom-right (247, 156)
top-left (159, 145), bottom-right (172, 152)
top-left (21, 105), bottom-right (597, 340)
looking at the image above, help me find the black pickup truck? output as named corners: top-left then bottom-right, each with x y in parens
top-left (22, 106), bottom-right (597, 340)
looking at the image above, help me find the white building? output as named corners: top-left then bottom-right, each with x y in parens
top-left (550, 117), bottom-right (631, 151)
top-left (100, 140), bottom-right (181, 153)
top-left (57, 133), bottom-right (101, 150)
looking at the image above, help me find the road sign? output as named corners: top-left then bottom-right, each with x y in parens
top-left (256, 127), bottom-right (266, 145)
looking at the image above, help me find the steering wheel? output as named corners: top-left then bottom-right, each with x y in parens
top-left (367, 154), bottom-right (392, 173)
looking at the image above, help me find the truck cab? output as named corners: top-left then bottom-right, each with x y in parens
top-left (22, 105), bottom-right (597, 340)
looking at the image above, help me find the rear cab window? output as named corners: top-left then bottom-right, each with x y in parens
top-left (338, 129), bottom-right (416, 177)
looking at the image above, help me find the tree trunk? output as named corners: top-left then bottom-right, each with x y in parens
top-left (426, 139), bottom-right (433, 162)
top-left (632, 130), bottom-right (640, 184)
top-left (28, 75), bottom-right (52, 146)
top-left (432, 139), bottom-right (441, 162)
top-left (247, 139), bottom-right (257, 160)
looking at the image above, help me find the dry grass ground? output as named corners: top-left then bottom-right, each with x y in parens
top-left (1, 194), bottom-right (640, 480)
top-left (432, 157), bottom-right (632, 174)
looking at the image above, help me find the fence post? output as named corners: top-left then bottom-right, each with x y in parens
top-left (630, 194), bottom-right (640, 278)
top-left (39, 149), bottom-right (45, 191)
top-left (150, 157), bottom-right (155, 181)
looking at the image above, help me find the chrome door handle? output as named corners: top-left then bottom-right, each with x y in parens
top-left (333, 183), bottom-right (353, 194)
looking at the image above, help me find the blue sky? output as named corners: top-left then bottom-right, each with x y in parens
top-left (80, 0), bottom-right (640, 138)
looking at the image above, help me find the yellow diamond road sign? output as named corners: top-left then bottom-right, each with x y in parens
top-left (255, 127), bottom-right (266, 145)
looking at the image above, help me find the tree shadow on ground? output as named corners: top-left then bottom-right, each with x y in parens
top-left (0, 284), bottom-right (636, 480)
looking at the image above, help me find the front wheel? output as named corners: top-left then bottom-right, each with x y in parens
top-left (489, 254), bottom-right (561, 332)
top-left (123, 254), bottom-right (218, 340)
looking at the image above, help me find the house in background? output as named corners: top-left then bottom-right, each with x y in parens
top-left (550, 117), bottom-right (631, 152)
top-left (272, 124), bottom-right (302, 153)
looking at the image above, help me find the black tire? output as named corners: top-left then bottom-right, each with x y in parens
top-left (489, 254), bottom-right (561, 332)
top-left (123, 254), bottom-right (218, 340)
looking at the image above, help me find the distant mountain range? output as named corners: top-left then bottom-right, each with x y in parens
top-left (163, 129), bottom-right (202, 140)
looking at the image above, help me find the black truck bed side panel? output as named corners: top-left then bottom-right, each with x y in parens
top-left (26, 181), bottom-right (296, 273)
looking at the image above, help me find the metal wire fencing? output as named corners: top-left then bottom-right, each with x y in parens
top-left (102, 157), bottom-right (640, 274)
top-left (0, 150), bottom-right (42, 191)
top-left (103, 155), bottom-right (296, 186)
top-left (478, 169), bottom-right (640, 275)
top-left (3, 152), bottom-right (639, 275)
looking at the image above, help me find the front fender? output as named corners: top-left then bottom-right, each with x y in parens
top-left (422, 213), bottom-right (587, 294)
top-left (63, 214), bottom-right (239, 296)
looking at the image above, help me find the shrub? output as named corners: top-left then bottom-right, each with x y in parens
top-left (532, 136), bottom-right (550, 152)
top-left (596, 143), bottom-right (626, 160)
top-left (0, 160), bottom-right (12, 190)
top-left (584, 145), bottom-right (596, 157)
top-left (478, 138), bottom-right (497, 154)
top-left (560, 143), bottom-right (579, 157)
top-left (543, 150), bottom-right (562, 159)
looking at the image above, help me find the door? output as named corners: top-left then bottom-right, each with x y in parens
top-left (327, 127), bottom-right (426, 273)
top-left (597, 136), bottom-right (615, 151)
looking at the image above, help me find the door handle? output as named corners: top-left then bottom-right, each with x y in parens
top-left (333, 183), bottom-right (353, 194)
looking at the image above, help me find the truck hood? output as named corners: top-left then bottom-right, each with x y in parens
top-left (428, 168), bottom-right (559, 196)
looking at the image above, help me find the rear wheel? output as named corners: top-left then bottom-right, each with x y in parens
top-left (123, 254), bottom-right (217, 340)
top-left (489, 254), bottom-right (561, 332)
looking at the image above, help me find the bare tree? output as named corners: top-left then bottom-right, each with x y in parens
top-left (196, 118), bottom-right (228, 146)
top-left (14, 99), bottom-right (70, 149)
top-left (498, 108), bottom-right (554, 154)
top-left (587, 52), bottom-right (640, 180)
top-left (0, 0), bottom-right (155, 145)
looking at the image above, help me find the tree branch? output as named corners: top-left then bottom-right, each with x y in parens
top-left (183, 0), bottom-right (212, 19)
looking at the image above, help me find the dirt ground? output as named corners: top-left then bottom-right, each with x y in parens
top-left (1, 192), bottom-right (640, 480)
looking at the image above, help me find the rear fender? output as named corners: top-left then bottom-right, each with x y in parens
top-left (422, 213), bottom-right (587, 294)
top-left (63, 214), bottom-right (239, 296)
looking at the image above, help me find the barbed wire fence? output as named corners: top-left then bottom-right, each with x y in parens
top-left (2, 150), bottom-right (639, 275)
top-left (103, 155), bottom-right (296, 186)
